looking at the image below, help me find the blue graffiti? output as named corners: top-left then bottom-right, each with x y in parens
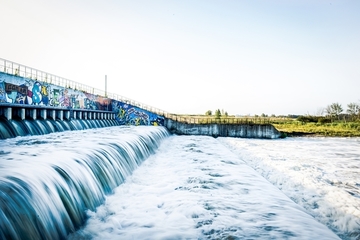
top-left (32, 82), bottom-right (42, 105)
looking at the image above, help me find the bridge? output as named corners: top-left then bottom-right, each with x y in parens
top-left (0, 58), bottom-right (281, 139)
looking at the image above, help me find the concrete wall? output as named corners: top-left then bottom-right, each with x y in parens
top-left (0, 72), bottom-right (164, 126)
top-left (165, 119), bottom-right (282, 139)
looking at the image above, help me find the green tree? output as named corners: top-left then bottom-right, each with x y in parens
top-left (326, 103), bottom-right (343, 121)
top-left (224, 111), bottom-right (228, 117)
top-left (347, 103), bottom-right (360, 120)
top-left (215, 109), bottom-right (221, 118)
top-left (205, 110), bottom-right (212, 116)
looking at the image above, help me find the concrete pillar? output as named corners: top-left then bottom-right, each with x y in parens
top-left (57, 110), bottom-right (63, 121)
top-left (18, 108), bottom-right (25, 120)
top-left (30, 109), bottom-right (37, 120)
top-left (88, 112), bottom-right (92, 120)
top-left (48, 110), bottom-right (56, 120)
top-left (5, 108), bottom-right (12, 120)
top-left (78, 111), bottom-right (82, 119)
top-left (64, 111), bottom-right (70, 120)
top-left (83, 112), bottom-right (87, 120)
top-left (73, 111), bottom-right (77, 119)
top-left (101, 112), bottom-right (104, 119)
top-left (40, 109), bottom-right (47, 120)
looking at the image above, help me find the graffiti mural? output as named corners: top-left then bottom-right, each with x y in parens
top-left (112, 101), bottom-right (164, 126)
top-left (0, 82), bottom-right (7, 103)
top-left (0, 72), bottom-right (113, 110)
top-left (0, 72), bottom-right (164, 126)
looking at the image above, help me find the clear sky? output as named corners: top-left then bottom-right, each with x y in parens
top-left (1, 0), bottom-right (359, 116)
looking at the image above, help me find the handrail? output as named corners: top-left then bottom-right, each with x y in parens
top-left (0, 58), bottom-right (170, 117)
top-left (164, 115), bottom-right (271, 125)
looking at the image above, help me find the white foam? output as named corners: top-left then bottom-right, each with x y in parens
top-left (219, 137), bottom-right (360, 239)
top-left (71, 135), bottom-right (340, 239)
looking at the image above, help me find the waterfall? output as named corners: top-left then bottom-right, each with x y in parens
top-left (0, 126), bottom-right (170, 240)
top-left (0, 117), bottom-right (120, 139)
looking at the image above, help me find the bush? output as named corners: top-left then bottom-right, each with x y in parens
top-left (297, 116), bottom-right (317, 123)
top-left (317, 117), bottom-right (331, 124)
top-left (297, 116), bottom-right (331, 124)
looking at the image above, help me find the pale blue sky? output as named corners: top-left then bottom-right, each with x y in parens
top-left (1, 0), bottom-right (359, 115)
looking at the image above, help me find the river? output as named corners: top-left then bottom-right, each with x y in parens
top-left (0, 126), bottom-right (358, 239)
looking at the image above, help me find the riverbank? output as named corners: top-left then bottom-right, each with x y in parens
top-left (165, 115), bottom-right (360, 137)
top-left (273, 121), bottom-right (360, 137)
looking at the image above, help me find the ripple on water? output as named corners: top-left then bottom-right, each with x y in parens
top-left (208, 173), bottom-right (225, 177)
top-left (0, 150), bottom-right (10, 155)
top-left (221, 160), bottom-right (237, 165)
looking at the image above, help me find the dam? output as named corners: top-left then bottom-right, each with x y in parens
top-left (0, 58), bottom-right (344, 239)
top-left (0, 58), bottom-right (281, 140)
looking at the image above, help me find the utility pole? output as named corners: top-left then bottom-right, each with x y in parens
top-left (105, 75), bottom-right (107, 98)
top-left (105, 75), bottom-right (108, 111)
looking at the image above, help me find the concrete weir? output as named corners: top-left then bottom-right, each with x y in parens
top-left (165, 118), bottom-right (282, 139)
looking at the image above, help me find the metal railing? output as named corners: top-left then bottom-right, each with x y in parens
top-left (165, 115), bottom-right (271, 125)
top-left (0, 58), bottom-right (170, 117)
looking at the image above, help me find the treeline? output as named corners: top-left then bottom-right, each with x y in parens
top-left (323, 102), bottom-right (360, 121)
top-left (298, 102), bottom-right (360, 123)
top-left (205, 109), bottom-right (228, 118)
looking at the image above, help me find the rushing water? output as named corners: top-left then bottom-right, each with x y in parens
top-left (219, 137), bottom-right (360, 240)
top-left (0, 125), bottom-right (358, 239)
top-left (0, 126), bottom-right (169, 239)
top-left (68, 135), bottom-right (344, 240)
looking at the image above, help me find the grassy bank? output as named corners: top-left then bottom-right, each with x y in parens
top-left (272, 121), bottom-right (360, 137)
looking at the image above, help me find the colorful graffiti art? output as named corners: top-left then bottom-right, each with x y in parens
top-left (0, 82), bottom-right (7, 103)
top-left (112, 101), bottom-right (164, 126)
top-left (0, 72), bottom-right (113, 110)
top-left (0, 72), bottom-right (164, 126)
